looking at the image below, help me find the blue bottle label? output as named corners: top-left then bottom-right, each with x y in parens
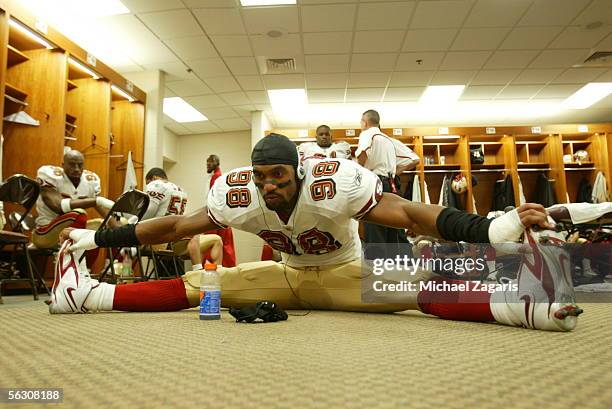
top-left (200, 290), bottom-right (221, 316)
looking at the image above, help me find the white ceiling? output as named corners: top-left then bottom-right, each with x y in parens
top-left (102, 0), bottom-right (611, 133)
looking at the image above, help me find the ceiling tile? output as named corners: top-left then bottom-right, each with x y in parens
top-left (496, 85), bottom-right (543, 99)
top-left (410, 0), bottom-right (473, 29)
top-left (184, 0), bottom-right (236, 6)
top-left (403, 29), bottom-right (457, 52)
top-left (356, 2), bottom-right (416, 30)
top-left (470, 69), bottom-right (519, 85)
top-left (463, 0), bottom-right (532, 28)
top-left (451, 28), bottom-right (509, 51)
top-left (485, 50), bottom-right (539, 69)
top-left (301, 4), bottom-right (357, 32)
top-left (308, 89), bottom-right (346, 103)
top-left (572, 0), bottom-right (612, 25)
top-left (500, 27), bottom-right (563, 50)
top-left (460, 85), bottom-right (504, 100)
top-left (236, 75), bottom-right (265, 91)
top-left (345, 88), bottom-right (384, 102)
top-left (233, 105), bottom-right (256, 118)
top-left (242, 6), bottom-right (299, 34)
top-left (214, 118), bottom-right (250, 131)
top-left (183, 121), bottom-right (222, 134)
top-left (533, 84), bottom-right (582, 98)
top-left (166, 79), bottom-right (212, 96)
top-left (189, 58), bottom-right (230, 78)
top-left (199, 107), bottom-right (240, 120)
top-left (383, 87), bottom-right (424, 101)
top-left (218, 92), bottom-right (251, 105)
top-left (224, 57), bottom-right (259, 75)
top-left (165, 36), bottom-right (218, 60)
top-left (348, 72), bottom-right (390, 88)
top-left (123, 0), bottom-right (185, 13)
top-left (165, 122), bottom-right (190, 135)
top-left (596, 69), bottom-right (612, 81)
top-left (389, 71), bottom-right (434, 86)
top-left (303, 32), bottom-right (352, 54)
top-left (440, 51), bottom-right (491, 70)
top-left (353, 31), bottom-right (404, 53)
top-left (512, 69), bottom-right (564, 84)
top-left (139, 9), bottom-right (203, 39)
top-left (351, 53), bottom-right (397, 72)
top-left (430, 70), bottom-right (476, 85)
top-left (146, 61), bottom-right (195, 81)
top-left (246, 91), bottom-right (269, 104)
top-left (305, 54), bottom-right (350, 73)
top-left (549, 26), bottom-right (611, 49)
top-left (529, 49), bottom-right (590, 68)
top-left (596, 33), bottom-right (612, 49)
top-left (207, 76), bottom-right (241, 93)
top-left (396, 52), bottom-right (444, 71)
top-left (263, 74), bottom-right (305, 89)
top-left (551, 68), bottom-right (609, 84)
top-left (306, 73), bottom-right (348, 88)
top-left (210, 36), bottom-right (252, 57)
top-left (300, 0), bottom-right (355, 3)
top-left (251, 34), bottom-right (302, 56)
top-left (193, 8), bottom-right (245, 35)
top-left (518, 0), bottom-right (591, 26)
top-left (164, 87), bottom-right (177, 97)
top-left (185, 94), bottom-right (227, 108)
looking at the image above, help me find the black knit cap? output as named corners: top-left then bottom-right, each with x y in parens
top-left (251, 133), bottom-right (298, 166)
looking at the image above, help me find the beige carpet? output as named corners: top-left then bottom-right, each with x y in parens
top-left (0, 296), bottom-right (611, 409)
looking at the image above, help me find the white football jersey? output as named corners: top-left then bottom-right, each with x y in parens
top-left (207, 158), bottom-right (382, 267)
top-left (298, 141), bottom-right (352, 159)
top-left (143, 179), bottom-right (188, 219)
top-left (36, 165), bottom-right (101, 227)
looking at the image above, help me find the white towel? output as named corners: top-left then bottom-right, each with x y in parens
top-left (592, 171), bottom-right (609, 203)
top-left (411, 175), bottom-right (421, 203)
top-left (548, 202), bottom-right (612, 224)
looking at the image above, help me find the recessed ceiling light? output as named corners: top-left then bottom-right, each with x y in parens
top-left (419, 85), bottom-right (465, 105)
top-left (268, 89), bottom-right (308, 114)
top-left (562, 82), bottom-right (612, 109)
top-left (163, 97), bottom-right (208, 123)
top-left (240, 0), bottom-right (296, 6)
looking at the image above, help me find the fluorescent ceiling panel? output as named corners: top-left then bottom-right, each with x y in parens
top-left (562, 82), bottom-right (612, 109)
top-left (419, 85), bottom-right (465, 105)
top-left (268, 89), bottom-right (308, 114)
top-left (240, 0), bottom-right (296, 6)
top-left (163, 97), bottom-right (208, 123)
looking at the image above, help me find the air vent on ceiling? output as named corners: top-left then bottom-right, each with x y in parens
top-left (576, 51), bottom-right (612, 68)
top-left (265, 58), bottom-right (296, 74)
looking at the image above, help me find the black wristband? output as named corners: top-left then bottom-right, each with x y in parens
top-left (436, 207), bottom-right (491, 243)
top-left (94, 224), bottom-right (141, 248)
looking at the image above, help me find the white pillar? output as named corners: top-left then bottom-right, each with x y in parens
top-left (250, 110), bottom-right (271, 149)
top-left (124, 70), bottom-right (166, 171)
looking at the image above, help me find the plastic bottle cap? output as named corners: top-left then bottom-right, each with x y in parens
top-left (205, 262), bottom-right (217, 270)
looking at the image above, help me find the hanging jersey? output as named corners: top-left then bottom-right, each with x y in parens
top-left (143, 179), bottom-right (188, 219)
top-left (36, 166), bottom-right (101, 227)
top-left (298, 141), bottom-right (352, 159)
top-left (207, 158), bottom-right (383, 267)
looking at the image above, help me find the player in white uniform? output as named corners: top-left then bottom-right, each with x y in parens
top-left (298, 125), bottom-right (352, 159)
top-left (51, 135), bottom-right (582, 331)
top-left (32, 150), bottom-right (114, 249)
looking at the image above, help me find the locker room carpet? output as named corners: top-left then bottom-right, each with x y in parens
top-left (1, 296), bottom-right (610, 409)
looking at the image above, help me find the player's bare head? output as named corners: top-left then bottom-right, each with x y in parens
top-left (315, 125), bottom-right (332, 148)
top-left (361, 109), bottom-right (380, 130)
top-left (145, 167), bottom-right (167, 184)
top-left (62, 150), bottom-right (84, 181)
top-left (251, 133), bottom-right (300, 211)
top-left (207, 154), bottom-right (220, 173)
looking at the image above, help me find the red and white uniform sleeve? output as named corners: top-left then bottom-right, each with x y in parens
top-left (206, 167), bottom-right (257, 229)
top-left (338, 160), bottom-right (382, 219)
top-left (37, 165), bottom-right (64, 190)
top-left (82, 170), bottom-right (101, 197)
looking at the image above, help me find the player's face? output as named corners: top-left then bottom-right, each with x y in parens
top-left (252, 164), bottom-right (298, 211)
top-left (316, 128), bottom-right (332, 148)
top-left (206, 158), bottom-right (216, 173)
top-left (63, 156), bottom-right (84, 181)
top-left (360, 115), bottom-right (367, 131)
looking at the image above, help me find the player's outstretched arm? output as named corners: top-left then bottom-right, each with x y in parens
top-left (362, 193), bottom-right (552, 243)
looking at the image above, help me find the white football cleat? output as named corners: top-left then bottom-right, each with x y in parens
top-left (48, 241), bottom-right (98, 314)
top-left (490, 226), bottom-right (583, 332)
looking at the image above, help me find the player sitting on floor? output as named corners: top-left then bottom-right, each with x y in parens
top-left (51, 134), bottom-right (583, 331)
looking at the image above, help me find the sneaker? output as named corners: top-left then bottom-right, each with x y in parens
top-left (490, 228), bottom-right (583, 331)
top-left (48, 241), bottom-right (98, 314)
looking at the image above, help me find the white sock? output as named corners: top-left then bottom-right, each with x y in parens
top-left (84, 282), bottom-right (116, 312)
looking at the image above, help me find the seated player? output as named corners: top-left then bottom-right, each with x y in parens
top-left (142, 167), bottom-right (222, 267)
top-left (51, 134), bottom-right (582, 331)
top-left (32, 150), bottom-right (114, 250)
top-left (298, 125), bottom-right (351, 159)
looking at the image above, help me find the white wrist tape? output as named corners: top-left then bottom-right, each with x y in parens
top-left (60, 198), bottom-right (72, 213)
top-left (488, 209), bottom-right (525, 243)
top-left (68, 229), bottom-right (98, 252)
top-left (96, 197), bottom-right (115, 210)
top-left (192, 263), bottom-right (203, 271)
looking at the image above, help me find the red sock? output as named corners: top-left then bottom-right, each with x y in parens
top-left (417, 277), bottom-right (494, 322)
top-left (113, 278), bottom-right (190, 312)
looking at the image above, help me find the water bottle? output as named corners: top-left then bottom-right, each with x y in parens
top-left (199, 262), bottom-right (221, 320)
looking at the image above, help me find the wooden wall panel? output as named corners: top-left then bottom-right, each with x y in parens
top-left (0, 9), bottom-right (8, 140)
top-left (108, 101), bottom-right (145, 201)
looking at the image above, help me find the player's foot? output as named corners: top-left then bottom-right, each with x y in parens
top-left (48, 241), bottom-right (98, 314)
top-left (490, 229), bottom-right (583, 331)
